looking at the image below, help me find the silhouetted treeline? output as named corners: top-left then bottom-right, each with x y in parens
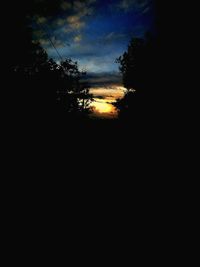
top-left (113, 0), bottom-right (175, 123)
top-left (115, 34), bottom-right (159, 121)
top-left (55, 59), bottom-right (93, 117)
top-left (5, 0), bottom-right (93, 121)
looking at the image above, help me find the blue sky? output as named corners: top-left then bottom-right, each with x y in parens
top-left (33, 0), bottom-right (155, 75)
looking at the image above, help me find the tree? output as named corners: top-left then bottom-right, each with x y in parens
top-left (115, 35), bottom-right (157, 120)
top-left (55, 59), bottom-right (93, 116)
top-left (6, 1), bottom-right (93, 119)
top-left (117, 38), bottom-right (146, 91)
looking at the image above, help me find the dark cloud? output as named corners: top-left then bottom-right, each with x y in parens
top-left (81, 72), bottom-right (122, 87)
top-left (32, 0), bottom-right (98, 46)
top-left (93, 95), bottom-right (105, 99)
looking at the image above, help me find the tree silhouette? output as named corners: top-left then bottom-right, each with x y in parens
top-left (55, 59), bottom-right (93, 116)
top-left (7, 0), bottom-right (93, 119)
top-left (115, 34), bottom-right (157, 120)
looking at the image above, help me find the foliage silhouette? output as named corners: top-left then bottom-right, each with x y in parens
top-left (115, 34), bottom-right (158, 120)
top-left (55, 59), bottom-right (93, 116)
top-left (7, 1), bottom-right (93, 120)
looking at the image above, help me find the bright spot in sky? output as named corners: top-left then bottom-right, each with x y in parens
top-left (89, 86), bottom-right (125, 118)
top-left (92, 99), bottom-right (116, 115)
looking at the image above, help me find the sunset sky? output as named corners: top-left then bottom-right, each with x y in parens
top-left (34, 0), bottom-right (155, 80)
top-left (33, 0), bottom-right (155, 117)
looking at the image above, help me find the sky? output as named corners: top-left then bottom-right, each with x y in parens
top-left (33, 0), bottom-right (156, 79)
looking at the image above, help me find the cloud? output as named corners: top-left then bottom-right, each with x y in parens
top-left (56, 18), bottom-right (67, 26)
top-left (142, 6), bottom-right (150, 14)
top-left (34, 0), bottom-right (97, 44)
top-left (119, 0), bottom-right (134, 11)
top-left (65, 15), bottom-right (86, 32)
top-left (51, 36), bottom-right (66, 47)
top-left (74, 34), bottom-right (82, 43)
top-left (61, 1), bottom-right (72, 10)
top-left (34, 30), bottom-right (45, 39)
top-left (33, 1), bottom-right (96, 49)
top-left (82, 72), bottom-right (122, 87)
top-left (101, 32), bottom-right (127, 44)
top-left (61, 46), bottom-right (124, 73)
top-left (73, 1), bottom-right (88, 11)
top-left (77, 58), bottom-right (117, 73)
top-left (39, 36), bottom-right (65, 48)
top-left (61, 1), bottom-right (94, 33)
top-left (90, 86), bottom-right (125, 104)
top-left (67, 15), bottom-right (81, 24)
top-left (63, 21), bottom-right (85, 32)
top-left (34, 0), bottom-right (154, 75)
top-left (60, 0), bottom-right (95, 33)
top-left (35, 16), bottom-right (47, 24)
top-left (92, 95), bottom-right (105, 99)
top-left (118, 0), bottom-right (149, 13)
top-left (73, 0), bottom-right (96, 10)
top-left (73, 1), bottom-right (94, 16)
top-left (39, 39), bottom-right (49, 46)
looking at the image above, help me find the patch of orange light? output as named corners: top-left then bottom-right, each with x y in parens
top-left (90, 86), bottom-right (125, 100)
top-left (89, 86), bottom-right (125, 118)
top-left (93, 101), bottom-right (114, 114)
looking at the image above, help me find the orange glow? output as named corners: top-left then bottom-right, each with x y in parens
top-left (90, 86), bottom-right (125, 100)
top-left (89, 86), bottom-right (125, 118)
top-left (92, 99), bottom-right (116, 114)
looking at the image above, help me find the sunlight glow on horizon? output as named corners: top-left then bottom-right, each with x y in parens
top-left (90, 99), bottom-right (118, 118)
top-left (89, 85), bottom-right (125, 118)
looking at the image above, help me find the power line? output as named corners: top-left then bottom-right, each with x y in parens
top-left (37, 22), bottom-right (64, 62)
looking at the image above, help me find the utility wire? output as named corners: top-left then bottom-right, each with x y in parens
top-left (36, 21), bottom-right (64, 62)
